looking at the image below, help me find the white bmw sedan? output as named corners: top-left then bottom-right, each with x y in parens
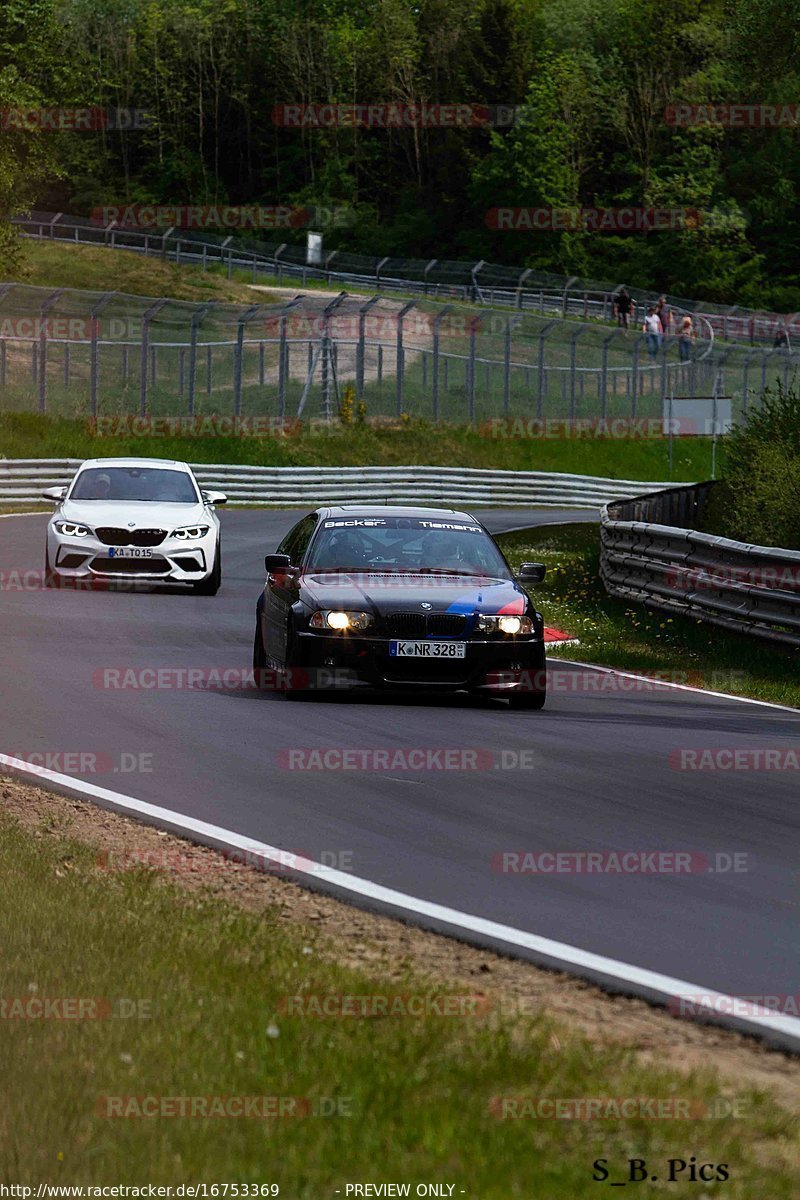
top-left (42, 457), bottom-right (227, 593)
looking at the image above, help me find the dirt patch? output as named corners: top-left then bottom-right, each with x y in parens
top-left (1, 773), bottom-right (798, 1115)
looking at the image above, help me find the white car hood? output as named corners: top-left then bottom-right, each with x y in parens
top-left (58, 500), bottom-right (209, 531)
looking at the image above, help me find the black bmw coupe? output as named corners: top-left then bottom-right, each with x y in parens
top-left (253, 505), bottom-right (548, 707)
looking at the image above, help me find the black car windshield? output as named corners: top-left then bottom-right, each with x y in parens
top-left (305, 516), bottom-right (510, 577)
top-left (70, 467), bottom-right (199, 503)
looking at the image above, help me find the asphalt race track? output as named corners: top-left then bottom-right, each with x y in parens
top-left (2, 508), bottom-right (798, 1043)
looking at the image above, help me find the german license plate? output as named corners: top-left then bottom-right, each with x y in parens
top-left (390, 640), bottom-right (466, 659)
top-left (108, 547), bottom-right (153, 559)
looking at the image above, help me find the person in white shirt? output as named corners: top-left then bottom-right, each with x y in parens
top-left (643, 307), bottom-right (662, 358)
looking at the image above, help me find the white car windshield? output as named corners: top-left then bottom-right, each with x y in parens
top-left (70, 467), bottom-right (199, 503)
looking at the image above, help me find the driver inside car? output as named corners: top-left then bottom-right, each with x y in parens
top-left (312, 530), bottom-right (368, 569)
top-left (422, 532), bottom-right (465, 572)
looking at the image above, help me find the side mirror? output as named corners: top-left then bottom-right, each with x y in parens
top-left (265, 553), bottom-right (293, 574)
top-left (41, 486), bottom-right (67, 502)
top-left (517, 561), bottom-right (546, 585)
top-left (203, 490), bottom-right (228, 506)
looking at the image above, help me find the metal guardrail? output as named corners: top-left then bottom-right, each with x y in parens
top-left (601, 483), bottom-right (800, 648)
top-left (0, 459), bottom-right (673, 509)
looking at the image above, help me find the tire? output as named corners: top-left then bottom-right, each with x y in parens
top-left (192, 541), bottom-right (221, 595)
top-left (508, 690), bottom-right (546, 710)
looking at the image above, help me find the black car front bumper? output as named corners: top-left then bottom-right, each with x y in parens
top-left (293, 631), bottom-right (546, 694)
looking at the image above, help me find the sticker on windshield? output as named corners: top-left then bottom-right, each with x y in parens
top-left (323, 519), bottom-right (387, 528)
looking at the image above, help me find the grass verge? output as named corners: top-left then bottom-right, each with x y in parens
top-left (0, 789), bottom-right (796, 1193)
top-left (0, 413), bottom-right (717, 478)
top-left (499, 524), bottom-right (799, 708)
top-left (8, 241), bottom-right (276, 305)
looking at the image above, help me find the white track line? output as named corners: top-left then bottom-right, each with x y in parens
top-left (553, 658), bottom-right (800, 715)
top-left (1, 752), bottom-right (798, 1051)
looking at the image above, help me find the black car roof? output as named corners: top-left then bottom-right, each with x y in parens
top-left (317, 505), bottom-right (481, 523)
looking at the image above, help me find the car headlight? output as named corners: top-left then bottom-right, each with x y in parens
top-left (476, 614), bottom-right (534, 635)
top-left (309, 610), bottom-right (373, 632)
top-left (53, 521), bottom-right (92, 537)
top-left (172, 525), bottom-right (210, 541)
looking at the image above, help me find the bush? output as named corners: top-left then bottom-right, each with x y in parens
top-left (709, 383), bottom-right (800, 549)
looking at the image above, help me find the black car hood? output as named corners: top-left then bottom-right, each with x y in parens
top-left (299, 571), bottom-right (529, 617)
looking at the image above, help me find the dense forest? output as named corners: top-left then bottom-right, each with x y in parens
top-left (2, 0), bottom-right (799, 306)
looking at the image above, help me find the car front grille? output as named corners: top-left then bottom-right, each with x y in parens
top-left (384, 611), bottom-right (468, 639)
top-left (95, 527), bottom-right (167, 547)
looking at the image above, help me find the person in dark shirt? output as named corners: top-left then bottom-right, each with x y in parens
top-left (613, 287), bottom-right (634, 331)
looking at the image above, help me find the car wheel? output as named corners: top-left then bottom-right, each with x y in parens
top-left (193, 541), bottom-right (221, 595)
top-left (508, 690), bottom-right (546, 710)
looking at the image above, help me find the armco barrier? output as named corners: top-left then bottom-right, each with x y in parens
top-left (601, 482), bottom-right (800, 647)
top-left (0, 459), bottom-right (674, 509)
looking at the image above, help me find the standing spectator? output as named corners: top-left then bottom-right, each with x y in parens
top-left (655, 295), bottom-right (672, 336)
top-left (773, 326), bottom-right (790, 349)
top-left (613, 286), bottom-right (634, 332)
top-left (678, 315), bottom-right (695, 362)
top-left (643, 306), bottom-right (662, 359)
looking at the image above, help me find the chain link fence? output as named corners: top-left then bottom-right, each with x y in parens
top-left (14, 211), bottom-right (799, 346)
top-left (0, 282), bottom-right (798, 425)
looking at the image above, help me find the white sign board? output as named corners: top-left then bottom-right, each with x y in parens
top-left (662, 396), bottom-right (733, 437)
top-left (306, 232), bottom-right (323, 266)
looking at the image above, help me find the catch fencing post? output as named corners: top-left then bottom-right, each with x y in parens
top-left (466, 314), bottom-right (484, 422)
top-left (432, 305), bottom-right (453, 421)
top-left (140, 299), bottom-right (167, 416)
top-left (471, 260), bottom-right (486, 304)
top-left (273, 244), bottom-right (286, 286)
top-left (38, 289), bottom-right (65, 414)
top-left (600, 329), bottom-right (621, 419)
top-left (233, 305), bottom-right (264, 417)
top-left (516, 268), bottom-right (532, 310)
top-left (631, 338), bottom-right (641, 418)
top-left (562, 276), bottom-right (579, 319)
top-left (396, 301), bottom-right (418, 416)
top-left (89, 291), bottom-right (117, 418)
top-left (188, 302), bottom-right (217, 416)
top-left (504, 315), bottom-right (523, 414)
top-left (536, 320), bottom-right (557, 418)
top-left (423, 260), bottom-right (437, 295)
top-left (356, 295), bottom-right (381, 400)
top-left (568, 326), bottom-right (587, 420)
top-left (277, 297), bottom-right (303, 418)
top-left (0, 284), bottom-right (15, 390)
